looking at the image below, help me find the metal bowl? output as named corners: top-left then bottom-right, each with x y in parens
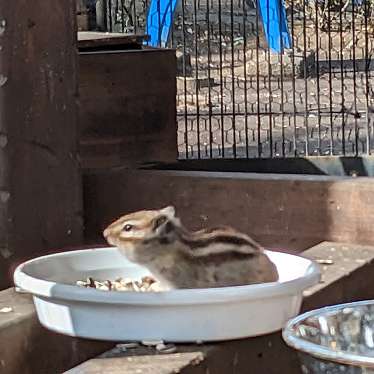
top-left (283, 300), bottom-right (374, 373)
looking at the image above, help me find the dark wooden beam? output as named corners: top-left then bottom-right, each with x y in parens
top-left (144, 156), bottom-right (374, 177)
top-left (83, 169), bottom-right (374, 251)
top-left (0, 0), bottom-right (83, 289)
top-left (78, 48), bottom-right (177, 169)
top-left (77, 31), bottom-right (146, 51)
top-left (0, 289), bottom-right (114, 374)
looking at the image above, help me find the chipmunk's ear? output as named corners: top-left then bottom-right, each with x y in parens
top-left (160, 206), bottom-right (176, 218)
top-left (152, 206), bottom-right (176, 233)
top-left (152, 214), bottom-right (173, 233)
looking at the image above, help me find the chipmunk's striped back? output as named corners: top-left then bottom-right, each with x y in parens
top-left (171, 224), bottom-right (263, 257)
top-left (103, 206), bottom-right (279, 289)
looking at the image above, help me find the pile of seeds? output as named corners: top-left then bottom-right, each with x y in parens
top-left (100, 341), bottom-right (178, 358)
top-left (76, 276), bottom-right (163, 292)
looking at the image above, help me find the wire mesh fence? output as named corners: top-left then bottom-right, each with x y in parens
top-left (81, 0), bottom-right (374, 159)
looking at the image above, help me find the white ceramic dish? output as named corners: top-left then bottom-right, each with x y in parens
top-left (14, 247), bottom-right (320, 342)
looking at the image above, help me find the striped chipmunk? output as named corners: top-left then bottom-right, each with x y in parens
top-left (103, 206), bottom-right (279, 289)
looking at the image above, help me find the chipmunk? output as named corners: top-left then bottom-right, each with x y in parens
top-left (103, 206), bottom-right (278, 289)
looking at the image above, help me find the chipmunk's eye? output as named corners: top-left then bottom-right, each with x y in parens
top-left (122, 224), bottom-right (133, 232)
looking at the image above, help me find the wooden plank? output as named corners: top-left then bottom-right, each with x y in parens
top-left (83, 169), bottom-right (374, 251)
top-left (65, 352), bottom-right (205, 374)
top-left (64, 242), bottom-right (374, 374)
top-left (302, 242), bottom-right (374, 311)
top-left (145, 156), bottom-right (374, 177)
top-left (0, 0), bottom-right (83, 289)
top-left (78, 49), bottom-right (177, 168)
top-left (0, 289), bottom-right (114, 374)
top-left (78, 31), bottom-right (147, 50)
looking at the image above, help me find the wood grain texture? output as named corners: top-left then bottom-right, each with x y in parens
top-left (0, 289), bottom-right (113, 374)
top-left (78, 48), bottom-right (177, 168)
top-left (77, 31), bottom-right (146, 50)
top-left (83, 169), bottom-right (374, 251)
top-left (65, 352), bottom-right (205, 374)
top-left (0, 0), bottom-right (83, 289)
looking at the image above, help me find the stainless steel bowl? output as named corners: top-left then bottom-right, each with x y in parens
top-left (282, 300), bottom-right (374, 373)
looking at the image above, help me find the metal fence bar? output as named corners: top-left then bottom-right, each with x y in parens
top-left (314, 0), bottom-right (321, 155)
top-left (207, 0), bottom-right (213, 158)
top-left (266, 0), bottom-right (273, 157)
top-left (278, 0), bottom-right (285, 157)
top-left (302, 0), bottom-right (309, 156)
top-left (364, 0), bottom-right (371, 154)
top-left (351, 0), bottom-right (359, 155)
top-left (218, 0), bottom-right (225, 157)
top-left (290, 0), bottom-right (297, 156)
top-left (181, 0), bottom-right (189, 157)
top-left (242, 0), bottom-right (249, 158)
top-left (230, 0), bottom-right (237, 157)
top-left (84, 0), bottom-right (374, 160)
top-left (327, 3), bottom-right (333, 155)
top-left (339, 0), bottom-right (346, 155)
top-left (255, 0), bottom-right (262, 157)
top-left (192, 0), bottom-right (201, 158)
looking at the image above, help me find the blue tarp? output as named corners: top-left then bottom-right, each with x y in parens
top-left (146, 0), bottom-right (178, 47)
top-left (258, 0), bottom-right (292, 52)
top-left (145, 0), bottom-right (292, 53)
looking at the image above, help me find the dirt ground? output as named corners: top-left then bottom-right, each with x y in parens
top-left (94, 0), bottom-right (374, 158)
top-left (172, 6), bottom-right (374, 158)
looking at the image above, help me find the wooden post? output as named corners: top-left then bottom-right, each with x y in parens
top-left (0, 0), bottom-right (83, 289)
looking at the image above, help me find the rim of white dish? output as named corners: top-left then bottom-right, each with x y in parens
top-left (14, 247), bottom-right (321, 306)
top-left (282, 299), bottom-right (374, 368)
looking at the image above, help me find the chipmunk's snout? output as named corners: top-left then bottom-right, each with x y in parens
top-left (103, 228), bottom-right (117, 247)
top-left (103, 228), bottom-right (109, 238)
top-left (103, 226), bottom-right (117, 238)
